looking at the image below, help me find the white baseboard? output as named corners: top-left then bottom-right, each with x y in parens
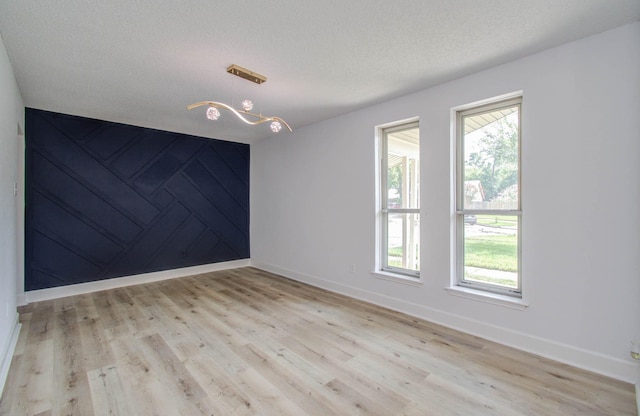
top-left (251, 261), bottom-right (637, 384)
top-left (0, 314), bottom-right (21, 399)
top-left (23, 259), bottom-right (251, 305)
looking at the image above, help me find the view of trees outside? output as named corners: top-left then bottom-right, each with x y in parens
top-left (464, 112), bottom-right (519, 208)
top-left (387, 165), bottom-right (403, 206)
top-left (462, 109), bottom-right (519, 288)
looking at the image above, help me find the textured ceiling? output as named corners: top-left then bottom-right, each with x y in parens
top-left (0, 1), bottom-right (639, 143)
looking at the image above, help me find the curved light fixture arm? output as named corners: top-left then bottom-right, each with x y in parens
top-left (187, 101), bottom-right (293, 132)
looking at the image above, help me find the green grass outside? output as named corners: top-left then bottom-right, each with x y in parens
top-left (387, 217), bottom-right (517, 273)
top-left (389, 237), bottom-right (516, 273)
top-left (464, 234), bottom-right (517, 272)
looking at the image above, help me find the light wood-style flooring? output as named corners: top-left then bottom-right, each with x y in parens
top-left (0, 267), bottom-right (635, 415)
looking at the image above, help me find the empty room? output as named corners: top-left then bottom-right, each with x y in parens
top-left (0, 1), bottom-right (639, 415)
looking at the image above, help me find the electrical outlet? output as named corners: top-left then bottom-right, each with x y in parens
top-left (350, 264), bottom-right (355, 273)
top-left (13, 181), bottom-right (18, 197)
top-left (631, 340), bottom-right (640, 360)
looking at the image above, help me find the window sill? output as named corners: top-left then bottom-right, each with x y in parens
top-left (445, 285), bottom-right (528, 310)
top-left (371, 271), bottom-right (423, 286)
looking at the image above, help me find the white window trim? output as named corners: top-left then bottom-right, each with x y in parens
top-left (445, 285), bottom-right (528, 310)
top-left (374, 118), bottom-right (421, 281)
top-left (450, 92), bottom-right (525, 301)
top-left (371, 270), bottom-right (423, 286)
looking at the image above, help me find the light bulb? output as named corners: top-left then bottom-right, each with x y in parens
top-left (270, 121), bottom-right (282, 133)
top-left (241, 99), bottom-right (253, 111)
top-left (206, 106), bottom-right (220, 120)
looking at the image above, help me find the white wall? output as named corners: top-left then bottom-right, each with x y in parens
top-left (251, 22), bottom-right (640, 383)
top-left (0, 32), bottom-right (24, 394)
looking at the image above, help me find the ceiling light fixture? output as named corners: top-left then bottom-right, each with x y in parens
top-left (187, 64), bottom-right (292, 133)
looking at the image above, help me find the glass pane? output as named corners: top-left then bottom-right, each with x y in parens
top-left (386, 212), bottom-right (420, 272)
top-left (462, 105), bottom-right (519, 210)
top-left (463, 215), bottom-right (518, 289)
top-left (387, 127), bottom-right (419, 209)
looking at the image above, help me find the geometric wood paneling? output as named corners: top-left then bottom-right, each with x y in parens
top-left (25, 108), bottom-right (250, 290)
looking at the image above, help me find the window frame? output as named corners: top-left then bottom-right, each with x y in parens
top-left (377, 119), bottom-right (420, 279)
top-left (454, 96), bottom-right (522, 297)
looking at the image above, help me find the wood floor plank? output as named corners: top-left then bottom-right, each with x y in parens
top-left (25, 301), bottom-right (54, 344)
top-left (108, 335), bottom-right (183, 415)
top-left (12, 339), bottom-right (54, 415)
top-left (138, 333), bottom-right (218, 415)
top-left (72, 293), bottom-right (100, 323)
top-left (1, 267), bottom-right (636, 415)
top-left (87, 365), bottom-right (134, 416)
top-left (77, 317), bottom-right (114, 372)
top-left (0, 354), bottom-right (22, 415)
top-left (226, 366), bottom-right (310, 416)
top-left (253, 336), bottom-right (336, 387)
top-left (182, 352), bottom-right (255, 415)
top-left (234, 342), bottom-right (339, 415)
top-left (324, 377), bottom-right (401, 416)
top-left (52, 306), bottom-right (94, 416)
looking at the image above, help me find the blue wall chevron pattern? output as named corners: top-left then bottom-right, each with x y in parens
top-left (25, 108), bottom-right (250, 291)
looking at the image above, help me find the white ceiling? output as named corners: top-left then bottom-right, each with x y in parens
top-left (0, 1), bottom-right (638, 143)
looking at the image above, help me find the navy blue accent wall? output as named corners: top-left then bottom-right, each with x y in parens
top-left (25, 108), bottom-right (250, 291)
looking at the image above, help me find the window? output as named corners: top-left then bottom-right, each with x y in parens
top-left (378, 121), bottom-right (420, 277)
top-left (456, 97), bottom-right (521, 296)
